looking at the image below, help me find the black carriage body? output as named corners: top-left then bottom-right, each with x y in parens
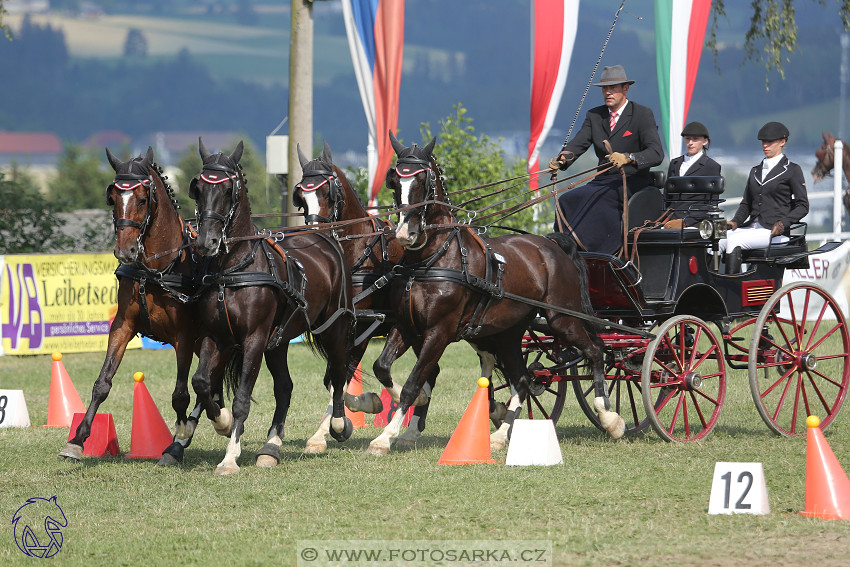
top-left (509, 176), bottom-right (848, 442)
top-left (583, 238), bottom-right (786, 325)
top-left (581, 175), bottom-right (807, 326)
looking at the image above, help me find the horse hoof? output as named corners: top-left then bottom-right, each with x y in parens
top-left (303, 441), bottom-right (327, 455)
top-left (490, 435), bottom-right (507, 452)
top-left (607, 416), bottom-right (626, 440)
top-left (157, 453), bottom-right (181, 467)
top-left (214, 464), bottom-right (240, 475)
top-left (254, 443), bottom-right (281, 467)
top-left (213, 408), bottom-right (233, 437)
top-left (329, 417), bottom-right (353, 442)
top-left (365, 442), bottom-right (390, 457)
top-left (59, 443), bottom-right (83, 461)
top-left (395, 437), bottom-right (416, 449)
top-left (413, 390), bottom-right (430, 407)
top-left (255, 455), bottom-right (279, 468)
top-left (345, 392), bottom-right (383, 414)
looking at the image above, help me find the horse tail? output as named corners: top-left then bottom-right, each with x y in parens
top-left (223, 347), bottom-right (243, 401)
top-left (546, 232), bottom-right (597, 332)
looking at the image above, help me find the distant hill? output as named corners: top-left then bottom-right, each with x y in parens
top-left (1, 0), bottom-right (847, 163)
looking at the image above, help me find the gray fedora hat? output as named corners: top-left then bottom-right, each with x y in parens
top-left (593, 65), bottom-right (635, 87)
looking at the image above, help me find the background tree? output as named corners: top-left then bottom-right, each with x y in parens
top-left (46, 143), bottom-right (115, 212)
top-left (122, 27), bottom-right (148, 58)
top-left (0, 1), bottom-right (7, 39)
top-left (415, 104), bottom-right (537, 235)
top-left (0, 170), bottom-right (74, 253)
top-left (710, 0), bottom-right (850, 86)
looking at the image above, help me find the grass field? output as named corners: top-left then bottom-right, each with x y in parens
top-left (1, 341), bottom-right (849, 566)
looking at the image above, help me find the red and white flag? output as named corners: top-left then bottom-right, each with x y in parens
top-left (528, 0), bottom-right (579, 191)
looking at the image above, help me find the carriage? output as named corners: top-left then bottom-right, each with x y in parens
top-left (503, 173), bottom-right (850, 442)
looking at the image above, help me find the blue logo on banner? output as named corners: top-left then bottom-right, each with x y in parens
top-left (12, 496), bottom-right (67, 558)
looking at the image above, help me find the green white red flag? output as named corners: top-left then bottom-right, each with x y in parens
top-left (654, 0), bottom-right (712, 157)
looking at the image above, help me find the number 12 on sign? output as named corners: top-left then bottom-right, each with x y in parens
top-left (708, 462), bottom-right (770, 515)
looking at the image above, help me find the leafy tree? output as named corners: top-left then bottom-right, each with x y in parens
top-left (709, 0), bottom-right (850, 87)
top-left (0, 170), bottom-right (74, 253)
top-left (0, 1), bottom-right (7, 40)
top-left (416, 103), bottom-right (536, 235)
top-left (123, 28), bottom-right (148, 58)
top-left (46, 143), bottom-right (115, 212)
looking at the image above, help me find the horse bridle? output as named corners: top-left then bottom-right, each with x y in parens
top-left (295, 165), bottom-right (343, 225)
top-left (193, 160), bottom-right (243, 254)
top-left (110, 170), bottom-right (157, 259)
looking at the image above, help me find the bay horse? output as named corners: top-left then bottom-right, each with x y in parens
top-left (188, 138), bottom-right (355, 474)
top-left (60, 147), bottom-right (210, 464)
top-left (812, 130), bottom-right (850, 213)
top-left (365, 132), bottom-right (625, 456)
top-left (293, 142), bottom-right (437, 449)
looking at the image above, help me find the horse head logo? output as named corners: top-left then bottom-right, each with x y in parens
top-left (12, 496), bottom-right (67, 558)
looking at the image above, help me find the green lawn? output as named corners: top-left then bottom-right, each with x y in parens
top-left (1, 340), bottom-right (849, 566)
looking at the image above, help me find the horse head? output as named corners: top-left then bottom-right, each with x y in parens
top-left (189, 137), bottom-right (245, 257)
top-left (385, 131), bottom-right (438, 249)
top-left (106, 146), bottom-right (158, 264)
top-left (294, 140), bottom-right (345, 225)
top-left (813, 130), bottom-right (837, 183)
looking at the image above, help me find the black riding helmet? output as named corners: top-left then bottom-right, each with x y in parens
top-left (681, 121), bottom-right (710, 150)
top-left (681, 121), bottom-right (710, 139)
top-left (757, 121), bottom-right (790, 141)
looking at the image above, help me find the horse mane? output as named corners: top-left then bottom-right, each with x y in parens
top-left (150, 161), bottom-right (181, 213)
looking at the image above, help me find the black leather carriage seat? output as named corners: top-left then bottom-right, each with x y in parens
top-left (627, 173), bottom-right (726, 242)
top-left (627, 170), bottom-right (666, 231)
top-left (663, 175), bottom-right (725, 223)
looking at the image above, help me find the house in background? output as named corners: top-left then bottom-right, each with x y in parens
top-left (0, 131), bottom-right (63, 167)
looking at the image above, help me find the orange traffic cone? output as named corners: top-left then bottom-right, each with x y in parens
top-left (44, 353), bottom-right (86, 427)
top-left (125, 372), bottom-right (174, 459)
top-left (438, 377), bottom-right (495, 465)
top-left (799, 415), bottom-right (850, 520)
top-left (344, 364), bottom-right (366, 429)
top-left (68, 412), bottom-right (120, 457)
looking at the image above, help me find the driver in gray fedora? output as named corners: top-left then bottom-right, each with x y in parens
top-left (549, 64), bottom-right (664, 255)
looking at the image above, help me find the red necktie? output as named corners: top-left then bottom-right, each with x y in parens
top-left (610, 111), bottom-right (618, 131)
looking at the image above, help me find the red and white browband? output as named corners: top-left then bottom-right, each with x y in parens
top-left (112, 179), bottom-right (150, 191)
top-left (200, 171), bottom-right (238, 184)
top-left (300, 177), bottom-right (332, 192)
top-left (396, 165), bottom-right (426, 178)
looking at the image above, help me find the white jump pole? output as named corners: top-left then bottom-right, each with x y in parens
top-left (834, 139), bottom-right (844, 237)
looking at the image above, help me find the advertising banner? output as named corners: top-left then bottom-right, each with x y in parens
top-left (782, 241), bottom-right (850, 320)
top-left (0, 253), bottom-right (141, 355)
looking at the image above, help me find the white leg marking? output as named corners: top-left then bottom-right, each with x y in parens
top-left (175, 419), bottom-right (196, 444)
top-left (305, 405), bottom-right (332, 454)
top-left (594, 396), bottom-right (625, 440)
top-left (366, 407), bottom-right (406, 456)
top-left (215, 430), bottom-right (241, 475)
top-left (389, 382), bottom-right (404, 404)
top-left (491, 393), bottom-right (521, 451)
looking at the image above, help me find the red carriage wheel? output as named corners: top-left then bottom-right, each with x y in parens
top-left (748, 282), bottom-right (850, 436)
top-left (641, 315), bottom-right (727, 442)
top-left (572, 332), bottom-right (653, 434)
top-left (488, 329), bottom-right (568, 426)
